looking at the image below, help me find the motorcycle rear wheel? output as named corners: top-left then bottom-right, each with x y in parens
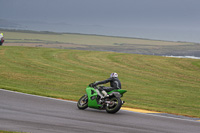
top-left (77, 95), bottom-right (88, 110)
top-left (106, 97), bottom-right (122, 114)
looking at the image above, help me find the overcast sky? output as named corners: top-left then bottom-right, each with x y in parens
top-left (1, 0), bottom-right (200, 42)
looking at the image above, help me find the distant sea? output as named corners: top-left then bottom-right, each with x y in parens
top-left (1, 19), bottom-right (200, 59)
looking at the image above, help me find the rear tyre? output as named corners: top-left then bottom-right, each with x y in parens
top-left (77, 95), bottom-right (88, 110)
top-left (106, 97), bottom-right (122, 114)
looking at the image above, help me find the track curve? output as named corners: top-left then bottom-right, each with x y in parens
top-left (0, 89), bottom-right (199, 133)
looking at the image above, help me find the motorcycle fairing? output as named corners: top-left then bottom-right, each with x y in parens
top-left (86, 86), bottom-right (102, 109)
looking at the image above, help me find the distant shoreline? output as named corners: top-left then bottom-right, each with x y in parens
top-left (2, 28), bottom-right (200, 58)
top-left (0, 28), bottom-right (191, 43)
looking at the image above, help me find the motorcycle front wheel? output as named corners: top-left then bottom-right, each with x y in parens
top-left (77, 94), bottom-right (88, 110)
top-left (106, 97), bottom-right (122, 114)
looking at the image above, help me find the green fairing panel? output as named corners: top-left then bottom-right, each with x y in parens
top-left (86, 86), bottom-right (102, 109)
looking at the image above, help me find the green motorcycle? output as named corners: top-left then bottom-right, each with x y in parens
top-left (77, 85), bottom-right (127, 113)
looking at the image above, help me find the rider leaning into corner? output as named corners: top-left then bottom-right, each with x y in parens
top-left (90, 72), bottom-right (121, 98)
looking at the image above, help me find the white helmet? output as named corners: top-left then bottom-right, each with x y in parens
top-left (110, 72), bottom-right (118, 78)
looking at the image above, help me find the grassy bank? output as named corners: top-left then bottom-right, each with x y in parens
top-left (2, 29), bottom-right (200, 56)
top-left (0, 46), bottom-right (199, 117)
top-left (1, 29), bottom-right (189, 45)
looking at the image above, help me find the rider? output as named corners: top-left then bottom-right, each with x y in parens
top-left (0, 33), bottom-right (4, 46)
top-left (90, 72), bottom-right (121, 98)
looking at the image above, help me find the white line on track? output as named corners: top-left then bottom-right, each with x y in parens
top-left (0, 88), bottom-right (77, 103)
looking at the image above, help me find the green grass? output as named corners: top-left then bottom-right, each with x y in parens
top-left (0, 46), bottom-right (200, 117)
top-left (2, 29), bottom-right (200, 56)
top-left (1, 29), bottom-right (192, 45)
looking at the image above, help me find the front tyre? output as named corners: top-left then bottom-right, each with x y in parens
top-left (77, 95), bottom-right (88, 110)
top-left (106, 97), bottom-right (122, 114)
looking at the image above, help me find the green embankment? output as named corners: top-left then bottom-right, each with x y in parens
top-left (3, 29), bottom-right (199, 57)
top-left (0, 46), bottom-right (199, 117)
top-left (1, 29), bottom-right (191, 45)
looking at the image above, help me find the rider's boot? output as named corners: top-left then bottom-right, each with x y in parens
top-left (96, 90), bottom-right (109, 104)
top-left (101, 90), bottom-right (109, 98)
top-left (99, 90), bottom-right (108, 104)
top-left (96, 89), bottom-right (104, 99)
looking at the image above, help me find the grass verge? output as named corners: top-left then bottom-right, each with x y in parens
top-left (0, 46), bottom-right (200, 117)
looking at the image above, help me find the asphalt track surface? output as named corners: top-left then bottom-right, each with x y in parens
top-left (0, 89), bottom-right (199, 133)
